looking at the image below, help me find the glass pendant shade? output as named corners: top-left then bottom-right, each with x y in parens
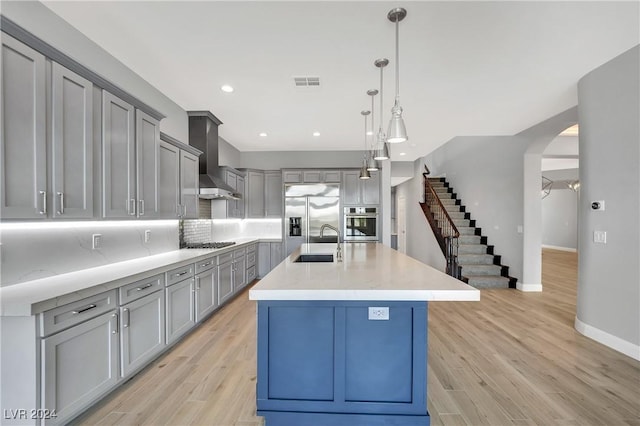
top-left (387, 103), bottom-right (408, 143)
top-left (373, 142), bottom-right (390, 161)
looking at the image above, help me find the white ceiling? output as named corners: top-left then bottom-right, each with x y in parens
top-left (42, 1), bottom-right (639, 162)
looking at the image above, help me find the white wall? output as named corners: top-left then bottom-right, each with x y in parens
top-left (542, 189), bottom-right (578, 250)
top-left (576, 45), bottom-right (639, 358)
top-left (425, 136), bottom-right (528, 281)
top-left (1, 1), bottom-right (188, 141)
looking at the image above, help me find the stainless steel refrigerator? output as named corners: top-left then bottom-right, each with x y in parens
top-left (284, 184), bottom-right (340, 256)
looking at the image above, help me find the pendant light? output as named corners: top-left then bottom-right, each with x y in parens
top-left (387, 7), bottom-right (408, 143)
top-left (359, 110), bottom-right (371, 180)
top-left (374, 59), bottom-right (390, 160)
top-left (366, 89), bottom-right (380, 171)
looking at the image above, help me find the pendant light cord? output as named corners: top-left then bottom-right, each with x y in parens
top-left (379, 66), bottom-right (385, 137)
top-left (395, 19), bottom-right (400, 101)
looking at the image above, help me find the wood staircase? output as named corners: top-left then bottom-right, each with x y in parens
top-left (421, 175), bottom-right (517, 289)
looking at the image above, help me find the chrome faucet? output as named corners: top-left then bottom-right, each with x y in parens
top-left (320, 224), bottom-right (342, 262)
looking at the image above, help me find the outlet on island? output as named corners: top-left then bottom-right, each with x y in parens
top-left (92, 234), bottom-right (102, 250)
top-left (368, 306), bottom-right (390, 321)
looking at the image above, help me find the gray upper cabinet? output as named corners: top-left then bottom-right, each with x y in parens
top-left (135, 110), bottom-right (160, 218)
top-left (246, 170), bottom-right (265, 218)
top-left (102, 91), bottom-right (135, 218)
top-left (264, 171), bottom-right (283, 218)
top-left (244, 169), bottom-right (282, 218)
top-left (51, 63), bottom-right (94, 218)
top-left (284, 169), bottom-right (340, 185)
top-left (0, 34), bottom-right (47, 219)
top-left (158, 140), bottom-right (180, 218)
top-left (283, 170), bottom-right (302, 183)
top-left (213, 168), bottom-right (245, 219)
top-left (342, 170), bottom-right (380, 205)
top-left (102, 92), bottom-right (161, 218)
top-left (180, 151), bottom-right (199, 219)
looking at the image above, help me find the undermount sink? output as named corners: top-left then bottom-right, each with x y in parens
top-left (295, 254), bottom-right (334, 263)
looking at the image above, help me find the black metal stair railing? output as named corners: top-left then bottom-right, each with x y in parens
top-left (420, 173), bottom-right (460, 279)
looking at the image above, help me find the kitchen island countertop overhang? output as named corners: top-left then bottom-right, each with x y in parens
top-left (249, 242), bottom-right (480, 302)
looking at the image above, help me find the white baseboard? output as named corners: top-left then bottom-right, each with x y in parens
top-left (542, 245), bottom-right (577, 252)
top-left (516, 282), bottom-right (543, 292)
top-left (575, 316), bottom-right (640, 361)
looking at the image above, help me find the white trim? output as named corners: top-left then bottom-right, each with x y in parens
top-left (542, 244), bottom-right (577, 253)
top-left (575, 316), bottom-right (640, 361)
top-left (516, 282), bottom-right (543, 292)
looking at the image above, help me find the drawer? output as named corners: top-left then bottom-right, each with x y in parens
top-left (195, 256), bottom-right (216, 274)
top-left (247, 265), bottom-right (256, 284)
top-left (246, 243), bottom-right (257, 254)
top-left (166, 264), bottom-right (194, 286)
top-left (247, 251), bottom-right (256, 268)
top-left (218, 252), bottom-right (234, 265)
top-left (233, 248), bottom-right (246, 259)
top-left (40, 289), bottom-right (117, 337)
top-left (119, 274), bottom-right (164, 305)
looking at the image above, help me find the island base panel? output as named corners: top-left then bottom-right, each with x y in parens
top-left (258, 410), bottom-right (430, 426)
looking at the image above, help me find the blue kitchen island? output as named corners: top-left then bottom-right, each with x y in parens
top-left (249, 243), bottom-right (479, 426)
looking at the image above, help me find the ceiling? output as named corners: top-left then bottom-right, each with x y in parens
top-left (41, 1), bottom-right (639, 162)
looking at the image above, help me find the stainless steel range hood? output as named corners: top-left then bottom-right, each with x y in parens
top-left (188, 111), bottom-right (240, 200)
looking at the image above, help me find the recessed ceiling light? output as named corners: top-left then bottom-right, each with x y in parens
top-left (366, 131), bottom-right (373, 135)
top-left (399, 152), bottom-right (406, 156)
top-left (313, 131), bottom-right (321, 137)
top-left (221, 84), bottom-right (234, 93)
top-left (259, 132), bottom-right (268, 137)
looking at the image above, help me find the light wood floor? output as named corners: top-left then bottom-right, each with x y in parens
top-left (76, 249), bottom-right (640, 425)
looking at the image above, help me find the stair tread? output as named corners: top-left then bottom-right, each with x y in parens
top-left (458, 254), bottom-right (495, 264)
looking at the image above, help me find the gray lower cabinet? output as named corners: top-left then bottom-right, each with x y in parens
top-left (119, 290), bottom-right (165, 377)
top-left (217, 260), bottom-right (234, 305)
top-left (41, 311), bottom-right (119, 425)
top-left (258, 242), bottom-right (271, 278)
top-left (166, 277), bottom-right (196, 344)
top-left (195, 267), bottom-right (217, 322)
top-left (233, 257), bottom-right (247, 292)
top-left (270, 242), bottom-right (284, 270)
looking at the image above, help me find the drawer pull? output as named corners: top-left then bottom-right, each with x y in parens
top-left (72, 304), bottom-right (97, 315)
top-left (200, 261), bottom-right (212, 267)
top-left (175, 271), bottom-right (188, 277)
top-left (136, 283), bottom-right (153, 291)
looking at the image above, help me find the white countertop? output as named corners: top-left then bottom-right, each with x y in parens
top-left (0, 238), bottom-right (261, 316)
top-left (249, 243), bottom-right (480, 302)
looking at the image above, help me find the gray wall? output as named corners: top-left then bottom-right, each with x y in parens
top-left (542, 189), bottom-right (578, 250)
top-left (576, 46), bottom-right (639, 351)
top-left (424, 136), bottom-right (528, 281)
top-left (2, 1), bottom-right (188, 141)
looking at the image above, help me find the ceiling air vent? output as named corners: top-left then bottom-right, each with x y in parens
top-left (293, 76), bottom-right (320, 87)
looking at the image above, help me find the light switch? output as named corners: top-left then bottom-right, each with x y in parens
top-left (593, 231), bottom-right (607, 244)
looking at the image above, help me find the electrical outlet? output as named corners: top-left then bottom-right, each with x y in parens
top-left (92, 234), bottom-right (102, 250)
top-left (144, 230), bottom-right (151, 243)
top-left (368, 307), bottom-right (389, 321)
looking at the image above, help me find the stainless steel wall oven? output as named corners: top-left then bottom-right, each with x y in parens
top-left (343, 207), bottom-right (378, 241)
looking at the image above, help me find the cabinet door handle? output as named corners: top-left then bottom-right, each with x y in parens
top-left (177, 204), bottom-right (182, 218)
top-left (112, 313), bottom-right (119, 334)
top-left (123, 308), bottom-right (130, 328)
top-left (195, 276), bottom-right (200, 290)
top-left (56, 192), bottom-right (64, 215)
top-left (72, 304), bottom-right (97, 315)
top-left (139, 199), bottom-right (145, 216)
top-left (136, 283), bottom-right (153, 291)
top-left (39, 191), bottom-right (47, 215)
top-left (129, 198), bottom-right (136, 216)
top-left (182, 204), bottom-right (187, 217)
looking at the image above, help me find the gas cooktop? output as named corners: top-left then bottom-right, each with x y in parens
top-left (184, 242), bottom-right (236, 249)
